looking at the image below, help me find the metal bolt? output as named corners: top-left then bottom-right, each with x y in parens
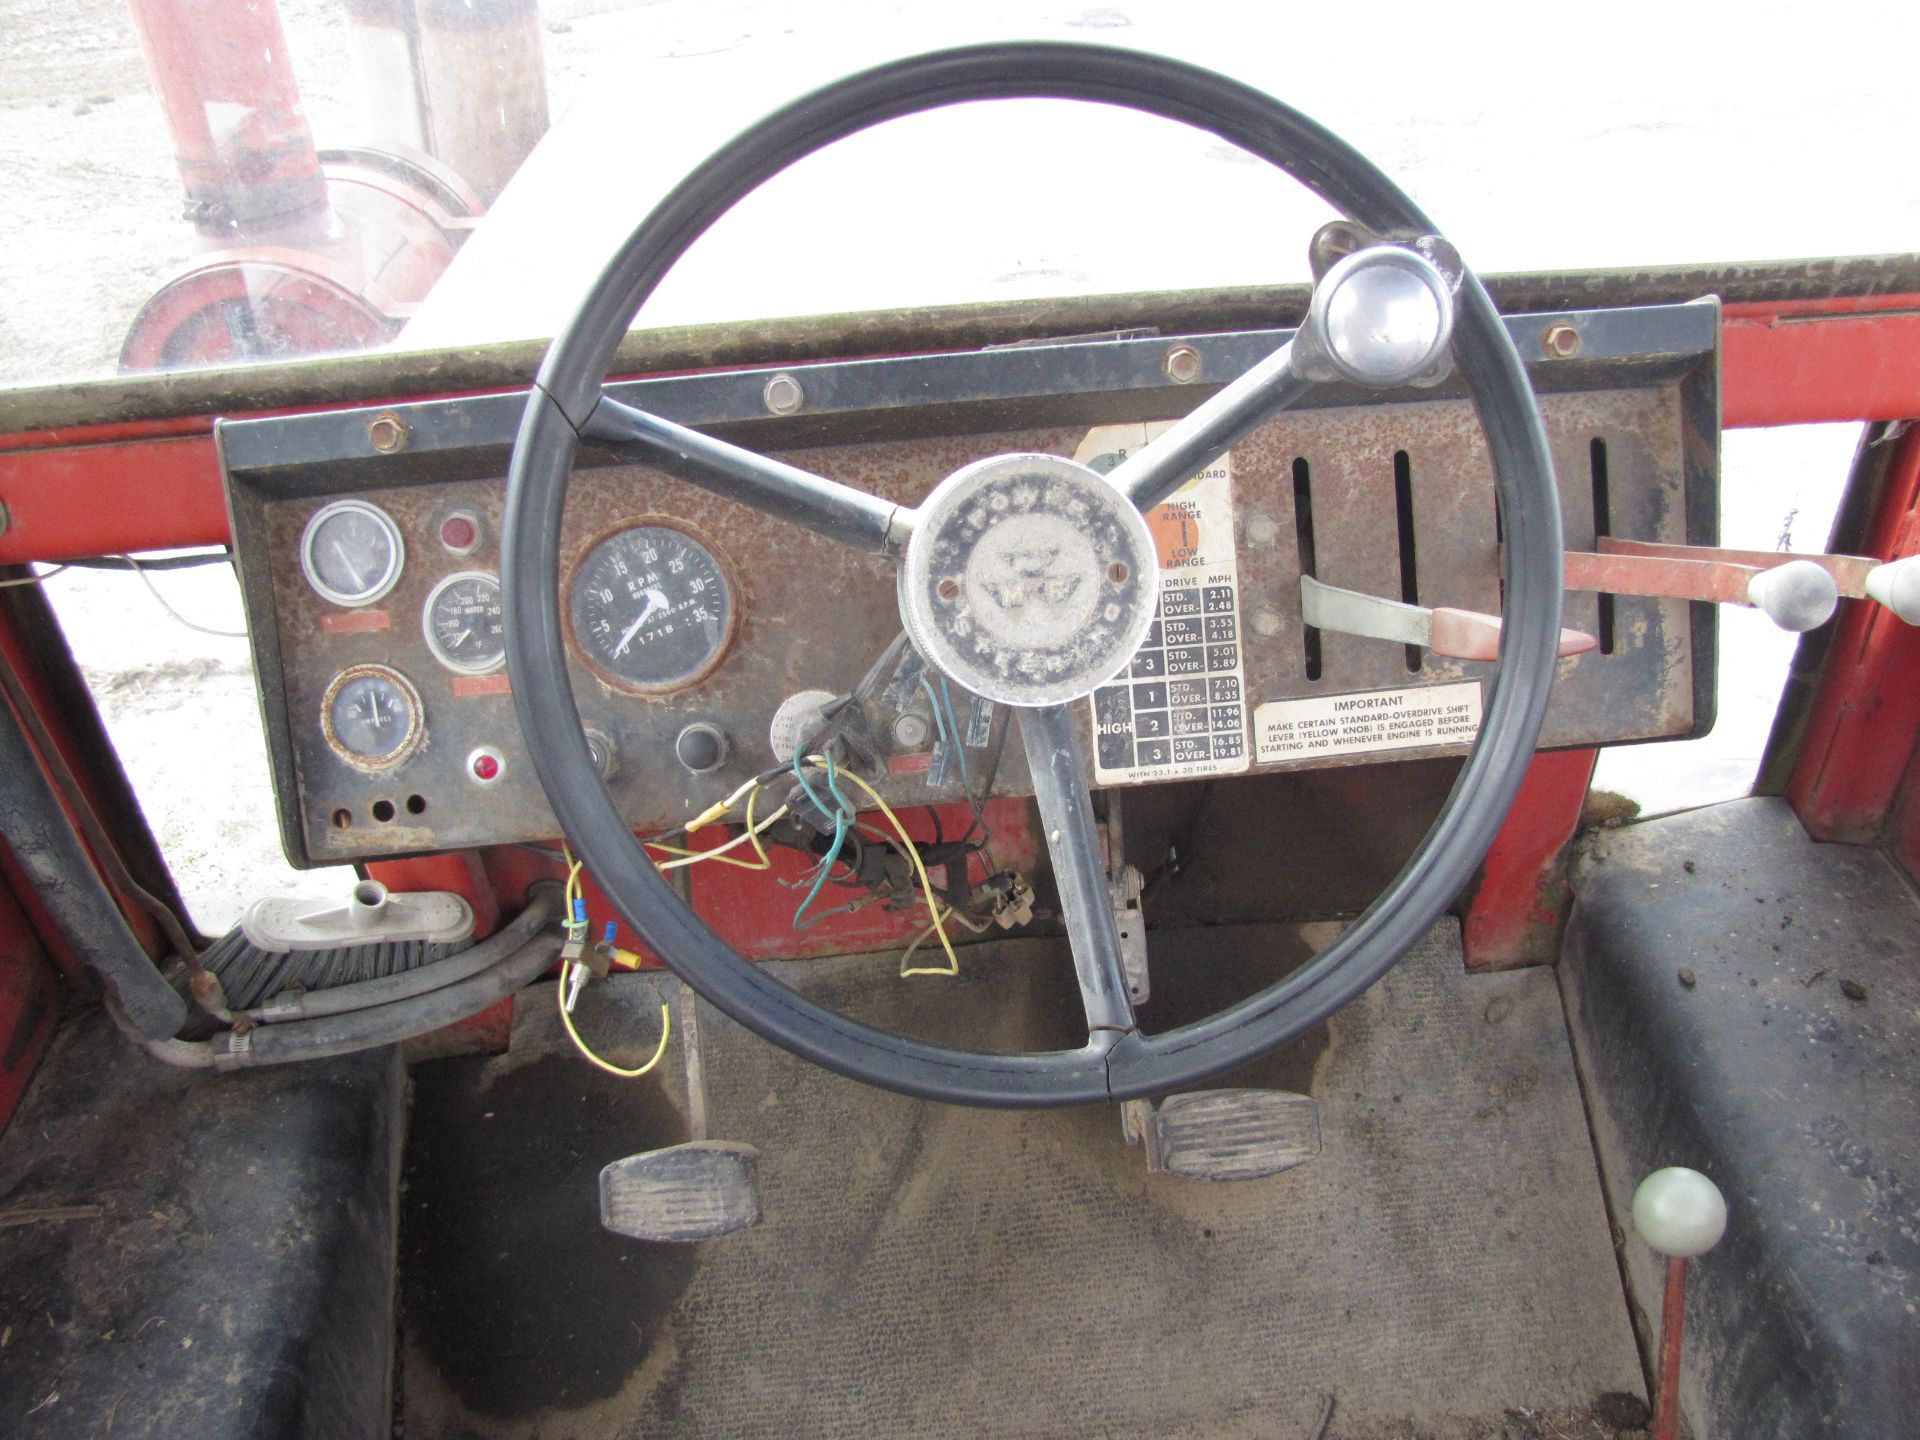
top-left (1107, 561), bottom-right (1131, 584)
top-left (1243, 510), bottom-right (1280, 548)
top-left (763, 374), bottom-right (805, 415)
top-left (1163, 345), bottom-right (1204, 385)
top-left (1251, 608), bottom-right (1284, 637)
top-left (937, 577), bottom-right (961, 601)
top-left (892, 712), bottom-right (932, 750)
top-left (1542, 323), bottom-right (1581, 360)
top-left (368, 413), bottom-right (410, 453)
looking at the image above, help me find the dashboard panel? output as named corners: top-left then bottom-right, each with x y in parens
top-left (218, 301), bottom-right (1719, 866)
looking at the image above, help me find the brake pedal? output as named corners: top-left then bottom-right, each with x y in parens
top-left (1122, 1090), bottom-right (1322, 1181)
top-left (599, 1141), bottom-right (763, 1242)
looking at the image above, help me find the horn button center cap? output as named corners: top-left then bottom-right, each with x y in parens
top-left (899, 453), bottom-right (1159, 707)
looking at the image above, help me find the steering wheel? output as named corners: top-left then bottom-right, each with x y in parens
top-left (502, 42), bottom-right (1564, 1107)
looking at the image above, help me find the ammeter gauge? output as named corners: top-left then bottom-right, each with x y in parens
top-left (300, 500), bottom-right (405, 607)
top-left (569, 524), bottom-right (735, 692)
top-left (321, 664), bottom-right (424, 769)
top-left (422, 571), bottom-right (506, 674)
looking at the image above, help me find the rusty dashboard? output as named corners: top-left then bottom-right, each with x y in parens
top-left (218, 300), bottom-right (1719, 867)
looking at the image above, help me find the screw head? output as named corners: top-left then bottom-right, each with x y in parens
top-left (936, 577), bottom-right (961, 601)
top-left (1251, 608), bottom-right (1284, 638)
top-left (368, 413), bottom-right (410, 453)
top-left (1542, 323), bottom-right (1582, 360)
top-left (1243, 510), bottom-right (1280, 548)
top-left (763, 374), bottom-right (805, 415)
top-left (1107, 561), bottom-right (1131, 584)
top-left (1163, 345), bottom-right (1204, 384)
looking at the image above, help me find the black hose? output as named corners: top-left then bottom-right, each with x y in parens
top-left (244, 886), bottom-right (563, 1022)
top-left (0, 689), bottom-right (187, 1038)
top-left (128, 885), bottom-right (564, 1070)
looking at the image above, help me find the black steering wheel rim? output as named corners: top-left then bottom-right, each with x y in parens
top-left (502, 41), bottom-right (1564, 1107)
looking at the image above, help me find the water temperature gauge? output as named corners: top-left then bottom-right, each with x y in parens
top-left (322, 664), bottom-right (424, 769)
top-left (423, 571), bottom-right (506, 674)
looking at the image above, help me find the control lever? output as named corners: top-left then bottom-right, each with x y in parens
top-left (1593, 538), bottom-right (1920, 626)
top-left (1300, 575), bottom-right (1598, 662)
top-left (1563, 546), bottom-right (1837, 631)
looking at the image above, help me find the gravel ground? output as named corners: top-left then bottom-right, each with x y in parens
top-left (0, 2), bottom-right (1908, 928)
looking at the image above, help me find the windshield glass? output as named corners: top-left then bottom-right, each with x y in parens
top-left (4, 1), bottom-right (1915, 385)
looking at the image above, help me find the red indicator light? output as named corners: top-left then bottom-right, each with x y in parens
top-left (441, 514), bottom-right (478, 551)
top-left (472, 752), bottom-right (501, 781)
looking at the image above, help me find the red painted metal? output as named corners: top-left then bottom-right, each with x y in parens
top-left (1462, 748), bottom-right (1598, 971)
top-left (1722, 295), bottom-right (1920, 428)
top-left (1598, 537), bottom-right (1883, 597)
top-left (690, 798), bottom-right (1039, 962)
top-left (0, 874), bottom-right (59, 1138)
top-left (366, 851), bottom-right (502, 939)
top-left (0, 434), bottom-right (229, 565)
top-left (125, 0), bottom-right (327, 231)
top-left (1653, 1253), bottom-right (1690, 1440)
top-left (1785, 427), bottom-right (1920, 844)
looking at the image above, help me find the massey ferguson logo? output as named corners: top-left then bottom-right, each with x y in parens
top-left (979, 543), bottom-right (1085, 610)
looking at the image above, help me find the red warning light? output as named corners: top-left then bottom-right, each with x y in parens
top-left (440, 514), bottom-right (478, 552)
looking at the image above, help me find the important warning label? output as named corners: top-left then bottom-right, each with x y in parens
top-left (1079, 422), bottom-right (1251, 786)
top-left (1254, 681), bottom-right (1484, 764)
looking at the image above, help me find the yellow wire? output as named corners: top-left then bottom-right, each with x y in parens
top-left (556, 840), bottom-right (670, 1076)
top-left (806, 757), bottom-right (959, 978)
top-left (557, 967), bottom-right (672, 1078)
top-left (898, 907), bottom-right (959, 978)
top-left (648, 788), bottom-right (785, 872)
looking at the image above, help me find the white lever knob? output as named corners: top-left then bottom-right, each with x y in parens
top-left (1632, 1166), bottom-right (1728, 1258)
top-left (1864, 554), bottom-right (1920, 625)
top-left (1746, 559), bottom-right (1837, 632)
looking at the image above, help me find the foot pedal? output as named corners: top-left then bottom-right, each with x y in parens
top-left (599, 1141), bottom-right (763, 1242)
top-left (1122, 1090), bottom-right (1322, 1181)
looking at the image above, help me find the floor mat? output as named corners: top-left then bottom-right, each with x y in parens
top-left (398, 922), bottom-right (1646, 1440)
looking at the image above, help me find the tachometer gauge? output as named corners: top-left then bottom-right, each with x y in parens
top-left (422, 571), bottom-right (506, 674)
top-left (300, 500), bottom-right (405, 607)
top-left (322, 664), bottom-right (424, 769)
top-left (569, 524), bottom-right (735, 692)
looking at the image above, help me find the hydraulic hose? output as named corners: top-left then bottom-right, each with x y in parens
top-left (243, 884), bottom-right (564, 1022)
top-left (128, 885), bottom-right (563, 1070)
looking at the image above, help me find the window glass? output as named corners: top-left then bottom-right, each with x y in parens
top-left (3, 3), bottom-right (1914, 383)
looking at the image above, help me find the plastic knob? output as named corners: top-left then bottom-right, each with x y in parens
top-left (1864, 555), bottom-right (1920, 625)
top-left (675, 722), bottom-right (728, 774)
top-left (1631, 1166), bottom-right (1728, 1258)
top-left (1746, 560), bottom-right (1837, 632)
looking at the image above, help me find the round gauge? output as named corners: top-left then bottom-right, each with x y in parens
top-left (569, 524), bottom-right (735, 692)
top-left (321, 664), bottom-right (424, 769)
top-left (300, 500), bottom-right (405, 607)
top-left (422, 571), bottom-right (505, 674)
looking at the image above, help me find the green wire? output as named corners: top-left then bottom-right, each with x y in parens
top-left (792, 752), bottom-right (850, 927)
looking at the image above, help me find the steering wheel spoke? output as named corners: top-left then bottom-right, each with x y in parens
top-left (1107, 238), bottom-right (1461, 514)
top-left (581, 394), bottom-right (904, 554)
top-left (1106, 336), bottom-right (1315, 513)
top-left (1018, 703), bottom-right (1135, 1036)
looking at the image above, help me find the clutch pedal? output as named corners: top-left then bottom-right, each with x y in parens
top-left (599, 1141), bottom-right (763, 1242)
top-left (1122, 1090), bottom-right (1322, 1181)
